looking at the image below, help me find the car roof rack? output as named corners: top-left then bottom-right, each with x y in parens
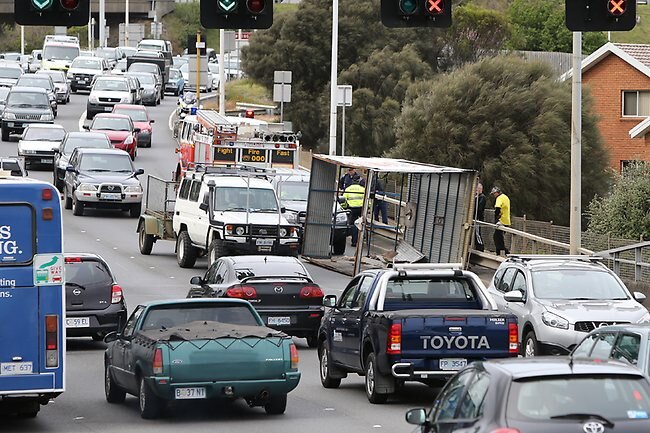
top-left (507, 254), bottom-right (603, 262)
top-left (187, 162), bottom-right (275, 179)
top-left (391, 263), bottom-right (464, 271)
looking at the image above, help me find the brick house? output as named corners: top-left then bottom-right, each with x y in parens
top-left (565, 42), bottom-right (650, 172)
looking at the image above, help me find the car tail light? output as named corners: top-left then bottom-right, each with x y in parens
top-left (65, 257), bottom-right (82, 263)
top-left (226, 285), bottom-right (257, 299)
top-left (111, 284), bottom-right (122, 304)
top-left (45, 315), bottom-right (59, 368)
top-left (299, 285), bottom-right (323, 299)
top-left (386, 323), bottom-right (401, 355)
top-left (509, 322), bottom-right (518, 354)
top-left (42, 187), bottom-right (53, 200)
top-left (290, 343), bottom-right (299, 369)
top-left (490, 429), bottom-right (520, 433)
top-left (152, 348), bottom-right (163, 374)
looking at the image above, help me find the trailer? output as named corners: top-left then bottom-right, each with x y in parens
top-left (136, 175), bottom-right (178, 255)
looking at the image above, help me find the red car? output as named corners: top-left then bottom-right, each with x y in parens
top-left (111, 104), bottom-right (154, 148)
top-left (85, 113), bottom-right (139, 160)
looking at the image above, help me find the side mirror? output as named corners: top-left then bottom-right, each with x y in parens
top-left (150, 119), bottom-right (155, 123)
top-left (503, 290), bottom-right (525, 303)
top-left (634, 292), bottom-right (647, 304)
top-left (280, 207), bottom-right (286, 213)
top-left (37, 53), bottom-right (42, 60)
top-left (133, 127), bottom-right (141, 133)
top-left (82, 124), bottom-right (90, 130)
top-left (190, 276), bottom-right (203, 285)
top-left (405, 408), bottom-right (427, 426)
top-left (104, 331), bottom-right (119, 343)
top-left (134, 168), bottom-right (144, 176)
top-left (65, 165), bottom-right (76, 173)
top-left (323, 295), bottom-right (337, 308)
top-left (199, 202), bottom-right (209, 212)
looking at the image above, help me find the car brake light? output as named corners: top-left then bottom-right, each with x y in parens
top-left (290, 343), bottom-right (299, 369)
top-left (509, 322), bottom-right (518, 354)
top-left (65, 257), bottom-right (82, 263)
top-left (42, 187), bottom-right (53, 200)
top-left (387, 323), bottom-right (401, 355)
top-left (490, 429), bottom-right (520, 433)
top-left (299, 285), bottom-right (324, 299)
top-left (111, 284), bottom-right (122, 304)
top-left (45, 315), bottom-right (58, 368)
top-left (153, 348), bottom-right (163, 374)
top-left (226, 285), bottom-right (257, 299)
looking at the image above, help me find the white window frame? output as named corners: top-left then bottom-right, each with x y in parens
top-left (622, 90), bottom-right (650, 117)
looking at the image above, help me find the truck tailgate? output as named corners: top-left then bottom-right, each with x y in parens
top-left (165, 337), bottom-right (289, 382)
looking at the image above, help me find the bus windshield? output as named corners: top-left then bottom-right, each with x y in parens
top-left (43, 45), bottom-right (79, 61)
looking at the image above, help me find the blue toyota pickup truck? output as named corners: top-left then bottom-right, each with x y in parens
top-left (317, 263), bottom-right (518, 403)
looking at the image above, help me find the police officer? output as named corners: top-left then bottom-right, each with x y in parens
top-left (342, 179), bottom-right (365, 247)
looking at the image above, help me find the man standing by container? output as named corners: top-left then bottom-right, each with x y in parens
top-left (342, 179), bottom-right (365, 247)
top-left (491, 186), bottom-right (510, 256)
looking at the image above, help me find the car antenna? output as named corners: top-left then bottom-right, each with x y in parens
top-left (264, 257), bottom-right (267, 263)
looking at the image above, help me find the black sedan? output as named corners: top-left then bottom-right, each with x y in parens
top-left (126, 72), bottom-right (160, 106)
top-left (187, 255), bottom-right (324, 347)
top-left (65, 253), bottom-right (127, 341)
top-left (406, 357), bottom-right (650, 433)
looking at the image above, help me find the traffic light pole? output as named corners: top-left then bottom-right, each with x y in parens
top-left (219, 29), bottom-right (225, 116)
top-left (99, 0), bottom-right (105, 48)
top-left (569, 31), bottom-right (582, 255)
top-left (328, 0), bottom-right (339, 155)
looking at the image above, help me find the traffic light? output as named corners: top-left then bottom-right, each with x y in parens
top-left (15, 0), bottom-right (89, 26)
top-left (200, 0), bottom-right (273, 30)
top-left (381, 0), bottom-right (451, 28)
top-left (565, 0), bottom-right (636, 32)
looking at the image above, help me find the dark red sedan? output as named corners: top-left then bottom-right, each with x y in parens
top-left (85, 113), bottom-right (139, 160)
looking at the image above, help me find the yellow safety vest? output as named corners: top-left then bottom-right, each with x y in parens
top-left (343, 184), bottom-right (365, 209)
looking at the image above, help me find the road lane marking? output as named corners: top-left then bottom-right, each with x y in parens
top-left (78, 111), bottom-right (86, 131)
top-left (168, 109), bottom-right (175, 132)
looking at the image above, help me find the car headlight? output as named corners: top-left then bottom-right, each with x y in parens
top-left (88, 95), bottom-right (99, 104)
top-left (637, 312), bottom-right (650, 324)
top-left (336, 212), bottom-right (348, 224)
top-left (124, 185), bottom-right (142, 193)
top-left (4, 112), bottom-right (16, 120)
top-left (541, 311), bottom-right (569, 330)
top-left (78, 183), bottom-right (98, 192)
top-left (279, 227), bottom-right (288, 237)
top-left (284, 211), bottom-right (298, 224)
top-left (124, 135), bottom-right (134, 145)
top-left (41, 113), bottom-right (54, 121)
top-left (235, 226), bottom-right (245, 236)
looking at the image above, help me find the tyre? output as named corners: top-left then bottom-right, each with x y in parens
top-left (318, 343), bottom-right (341, 389)
top-left (264, 394), bottom-right (287, 415)
top-left (139, 377), bottom-right (163, 419)
top-left (365, 353), bottom-right (388, 404)
top-left (208, 238), bottom-right (225, 265)
top-left (71, 87), bottom-right (77, 93)
top-left (1, 128), bottom-right (9, 142)
top-left (72, 195), bottom-right (84, 216)
top-left (138, 225), bottom-right (154, 255)
top-left (306, 334), bottom-right (318, 348)
top-left (54, 174), bottom-right (63, 193)
top-left (333, 235), bottom-right (346, 255)
top-left (86, 111), bottom-right (93, 120)
top-left (130, 203), bottom-right (142, 218)
top-left (18, 400), bottom-right (39, 418)
top-left (104, 363), bottom-right (126, 404)
top-left (523, 330), bottom-right (538, 358)
top-left (176, 231), bottom-right (198, 268)
top-left (160, 90), bottom-right (164, 101)
top-left (64, 186), bottom-right (72, 210)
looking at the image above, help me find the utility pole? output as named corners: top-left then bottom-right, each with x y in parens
top-left (569, 31), bottom-right (582, 255)
top-left (99, 0), bottom-right (106, 48)
top-left (125, 0), bottom-right (130, 47)
top-left (88, 1), bottom-right (92, 51)
top-left (327, 0), bottom-right (339, 155)
top-left (20, 26), bottom-right (24, 55)
top-left (219, 29), bottom-right (225, 115)
top-left (196, 31), bottom-right (201, 106)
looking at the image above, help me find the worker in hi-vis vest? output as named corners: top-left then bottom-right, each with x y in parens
top-left (342, 179), bottom-right (365, 247)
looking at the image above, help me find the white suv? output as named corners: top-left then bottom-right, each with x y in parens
top-left (67, 56), bottom-right (109, 93)
top-left (86, 76), bottom-right (135, 120)
top-left (172, 165), bottom-right (301, 268)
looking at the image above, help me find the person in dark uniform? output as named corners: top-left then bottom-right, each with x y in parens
top-left (474, 183), bottom-right (486, 252)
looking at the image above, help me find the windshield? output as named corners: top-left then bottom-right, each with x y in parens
top-left (79, 153), bottom-right (133, 172)
top-left (24, 127), bottom-right (65, 141)
top-left (62, 135), bottom-right (110, 154)
top-left (214, 187), bottom-right (278, 212)
top-left (280, 181), bottom-right (308, 201)
top-left (91, 117), bottom-right (131, 131)
top-left (137, 43), bottom-right (164, 52)
top-left (0, 87), bottom-right (10, 102)
top-left (133, 74), bottom-right (154, 85)
top-left (0, 160), bottom-right (22, 176)
top-left (17, 77), bottom-right (51, 89)
top-left (40, 72), bottom-right (65, 83)
top-left (95, 48), bottom-right (116, 59)
top-left (93, 79), bottom-right (129, 92)
top-left (508, 375), bottom-right (650, 422)
top-left (531, 269), bottom-right (629, 300)
top-left (140, 305), bottom-right (260, 330)
top-left (128, 64), bottom-right (159, 74)
top-left (3, 53), bottom-right (20, 61)
top-left (0, 67), bottom-right (22, 79)
top-left (169, 69), bottom-right (181, 80)
top-left (71, 58), bottom-right (102, 69)
top-left (7, 91), bottom-right (49, 107)
top-left (117, 47), bottom-right (137, 58)
top-left (43, 45), bottom-right (79, 61)
top-left (113, 108), bottom-right (147, 122)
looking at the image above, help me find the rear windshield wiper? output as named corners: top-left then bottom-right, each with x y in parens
top-left (550, 413), bottom-right (614, 428)
top-left (66, 282), bottom-right (86, 291)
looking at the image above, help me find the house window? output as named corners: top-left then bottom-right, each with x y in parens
top-left (623, 91), bottom-right (650, 116)
top-left (621, 160), bottom-right (644, 173)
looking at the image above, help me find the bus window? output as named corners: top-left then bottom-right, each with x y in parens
top-left (0, 204), bottom-right (34, 265)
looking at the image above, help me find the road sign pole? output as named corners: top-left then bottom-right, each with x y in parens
top-left (570, 31), bottom-right (582, 255)
top-left (99, 0), bottom-right (105, 48)
top-left (280, 83), bottom-right (284, 123)
top-left (342, 103), bottom-right (346, 156)
top-left (125, 0), bottom-right (130, 47)
top-left (196, 31), bottom-right (201, 105)
top-left (219, 29), bottom-right (226, 115)
top-left (328, 0), bottom-right (339, 155)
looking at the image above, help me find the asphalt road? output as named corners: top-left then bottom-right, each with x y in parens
top-left (0, 91), bottom-right (439, 433)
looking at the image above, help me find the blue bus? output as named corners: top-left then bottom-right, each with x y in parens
top-left (0, 176), bottom-right (64, 417)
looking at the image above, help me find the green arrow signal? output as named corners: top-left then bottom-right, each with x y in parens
top-left (32, 0), bottom-right (54, 11)
top-left (218, 0), bottom-right (237, 13)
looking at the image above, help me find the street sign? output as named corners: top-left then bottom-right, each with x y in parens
top-left (274, 70), bottom-right (292, 84)
top-left (336, 85), bottom-right (352, 107)
top-left (196, 41), bottom-right (206, 49)
top-left (223, 31), bottom-right (237, 52)
top-left (235, 32), bottom-right (252, 40)
top-left (273, 84), bottom-right (292, 102)
top-left (187, 35), bottom-right (208, 55)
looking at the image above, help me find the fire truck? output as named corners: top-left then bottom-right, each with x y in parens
top-left (173, 110), bottom-right (300, 180)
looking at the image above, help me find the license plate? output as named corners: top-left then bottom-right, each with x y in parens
top-left (268, 316), bottom-right (291, 326)
top-left (439, 358), bottom-right (467, 371)
top-left (100, 193), bottom-right (121, 200)
top-left (66, 317), bottom-right (90, 328)
top-left (40, 158), bottom-right (53, 164)
top-left (1, 362), bottom-right (33, 375)
top-left (175, 387), bottom-right (206, 400)
top-left (77, 78), bottom-right (86, 82)
top-left (256, 238), bottom-right (274, 246)
top-left (104, 106), bottom-right (113, 111)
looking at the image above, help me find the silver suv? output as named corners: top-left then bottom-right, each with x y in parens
top-left (487, 255), bottom-right (650, 357)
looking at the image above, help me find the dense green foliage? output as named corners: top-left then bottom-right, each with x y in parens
top-left (588, 163), bottom-right (650, 239)
top-left (391, 56), bottom-right (611, 225)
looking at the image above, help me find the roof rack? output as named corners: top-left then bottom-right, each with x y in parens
top-left (391, 263), bottom-right (464, 271)
top-left (186, 162), bottom-right (275, 179)
top-left (507, 254), bottom-right (603, 262)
